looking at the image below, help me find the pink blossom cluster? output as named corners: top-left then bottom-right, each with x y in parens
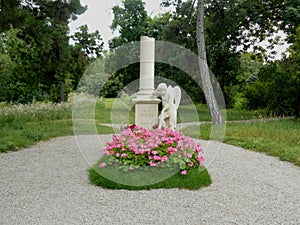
top-left (100, 125), bottom-right (204, 175)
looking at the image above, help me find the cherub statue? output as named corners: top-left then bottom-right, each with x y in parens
top-left (153, 83), bottom-right (181, 130)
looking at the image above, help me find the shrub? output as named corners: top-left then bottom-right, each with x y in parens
top-left (90, 125), bottom-right (211, 189)
top-left (98, 125), bottom-right (204, 175)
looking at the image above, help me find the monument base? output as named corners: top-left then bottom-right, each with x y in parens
top-left (133, 98), bottom-right (161, 129)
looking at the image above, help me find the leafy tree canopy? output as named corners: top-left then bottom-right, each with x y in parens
top-left (0, 0), bottom-right (106, 102)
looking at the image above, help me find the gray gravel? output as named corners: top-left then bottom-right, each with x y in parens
top-left (1, 135), bottom-right (300, 225)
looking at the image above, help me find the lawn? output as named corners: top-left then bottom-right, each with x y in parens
top-left (0, 99), bottom-right (113, 152)
top-left (182, 119), bottom-right (300, 166)
top-left (1, 98), bottom-right (299, 168)
top-left (89, 165), bottom-right (212, 190)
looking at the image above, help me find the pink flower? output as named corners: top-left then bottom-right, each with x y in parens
top-left (187, 153), bottom-right (193, 158)
top-left (153, 155), bottom-right (161, 161)
top-left (103, 149), bottom-right (109, 155)
top-left (102, 126), bottom-right (206, 172)
top-left (149, 161), bottom-right (156, 167)
top-left (181, 170), bottom-right (187, 175)
top-left (129, 166), bottom-right (134, 171)
top-left (197, 155), bottom-right (204, 164)
top-left (167, 147), bottom-right (176, 155)
top-left (99, 162), bottom-right (106, 168)
top-left (116, 143), bottom-right (124, 148)
top-left (195, 144), bottom-right (202, 153)
top-left (161, 155), bottom-right (168, 162)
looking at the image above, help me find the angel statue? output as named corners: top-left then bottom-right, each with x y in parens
top-left (153, 83), bottom-right (181, 130)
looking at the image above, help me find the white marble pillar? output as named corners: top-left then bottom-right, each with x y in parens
top-left (133, 36), bottom-right (160, 128)
top-left (137, 36), bottom-right (155, 97)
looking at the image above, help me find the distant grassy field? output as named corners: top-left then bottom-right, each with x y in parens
top-left (182, 119), bottom-right (300, 166)
top-left (1, 98), bottom-right (299, 168)
top-left (0, 99), bottom-right (113, 152)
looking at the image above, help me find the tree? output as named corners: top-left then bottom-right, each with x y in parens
top-left (109, 0), bottom-right (148, 49)
top-left (281, 0), bottom-right (300, 43)
top-left (196, 0), bottom-right (223, 123)
top-left (104, 0), bottom-right (150, 97)
top-left (161, 0), bottom-right (299, 115)
top-left (159, 0), bottom-right (198, 51)
top-left (0, 28), bottom-right (46, 102)
top-left (242, 27), bottom-right (299, 117)
top-left (0, 0), bottom-right (87, 102)
top-left (72, 25), bottom-right (104, 59)
top-left (287, 26), bottom-right (300, 117)
top-left (40, 0), bottom-right (86, 102)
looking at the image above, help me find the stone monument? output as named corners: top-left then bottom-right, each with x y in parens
top-left (133, 36), bottom-right (160, 128)
top-left (153, 83), bottom-right (181, 130)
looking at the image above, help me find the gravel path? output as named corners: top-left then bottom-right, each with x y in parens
top-left (1, 135), bottom-right (299, 225)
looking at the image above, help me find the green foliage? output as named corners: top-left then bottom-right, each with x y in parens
top-left (77, 60), bottom-right (110, 97)
top-left (281, 0), bottom-right (300, 43)
top-left (244, 80), bottom-right (267, 110)
top-left (105, 0), bottom-right (149, 97)
top-left (0, 0), bottom-right (105, 103)
top-left (108, 0), bottom-right (298, 107)
top-left (72, 25), bottom-right (104, 58)
top-left (108, 0), bottom-right (204, 102)
top-left (109, 0), bottom-right (148, 49)
top-left (160, 0), bottom-right (298, 108)
top-left (159, 0), bottom-right (197, 51)
top-left (100, 74), bottom-right (124, 98)
top-left (232, 93), bottom-right (248, 110)
top-left (244, 56), bottom-right (299, 116)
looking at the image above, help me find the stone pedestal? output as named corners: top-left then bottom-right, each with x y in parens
top-left (133, 36), bottom-right (160, 128)
top-left (134, 98), bottom-right (161, 129)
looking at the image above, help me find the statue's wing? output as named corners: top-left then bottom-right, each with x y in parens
top-left (173, 86), bottom-right (181, 109)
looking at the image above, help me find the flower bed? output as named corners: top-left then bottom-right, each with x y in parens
top-left (102, 125), bottom-right (204, 174)
top-left (89, 125), bottom-right (211, 190)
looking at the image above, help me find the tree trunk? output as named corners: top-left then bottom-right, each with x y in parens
top-left (61, 80), bottom-right (65, 102)
top-left (196, 0), bottom-right (224, 124)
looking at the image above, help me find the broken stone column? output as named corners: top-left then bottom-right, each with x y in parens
top-left (133, 36), bottom-right (160, 128)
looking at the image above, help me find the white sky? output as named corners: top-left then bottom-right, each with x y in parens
top-left (69, 0), bottom-right (165, 49)
top-left (69, 0), bottom-right (289, 58)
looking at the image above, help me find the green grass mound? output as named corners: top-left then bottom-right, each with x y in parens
top-left (89, 165), bottom-right (212, 190)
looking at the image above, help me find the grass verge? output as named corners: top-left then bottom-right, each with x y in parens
top-left (89, 163), bottom-right (212, 190)
top-left (183, 118), bottom-right (300, 166)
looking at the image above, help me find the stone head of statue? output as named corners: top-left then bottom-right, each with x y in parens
top-left (153, 83), bottom-right (168, 97)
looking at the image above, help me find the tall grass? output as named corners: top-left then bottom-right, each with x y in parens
top-left (0, 102), bottom-right (73, 152)
top-left (0, 99), bottom-right (113, 152)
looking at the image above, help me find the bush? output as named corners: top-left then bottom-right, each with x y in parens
top-left (89, 125), bottom-right (211, 189)
top-left (232, 92), bottom-right (249, 110)
top-left (244, 60), bottom-right (299, 116)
